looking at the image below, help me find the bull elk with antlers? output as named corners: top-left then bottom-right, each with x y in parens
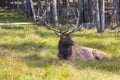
top-left (39, 9), bottom-right (108, 60)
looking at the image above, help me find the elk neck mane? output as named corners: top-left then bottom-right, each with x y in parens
top-left (58, 39), bottom-right (74, 60)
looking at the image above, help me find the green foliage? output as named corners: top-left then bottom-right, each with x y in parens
top-left (0, 25), bottom-right (120, 80)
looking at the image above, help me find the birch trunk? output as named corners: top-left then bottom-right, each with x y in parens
top-left (53, 0), bottom-right (58, 26)
top-left (94, 0), bottom-right (101, 32)
top-left (99, 0), bottom-right (105, 32)
top-left (30, 0), bottom-right (36, 20)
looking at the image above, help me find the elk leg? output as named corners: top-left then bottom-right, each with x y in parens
top-left (92, 50), bottom-right (108, 60)
top-left (57, 52), bottom-right (68, 60)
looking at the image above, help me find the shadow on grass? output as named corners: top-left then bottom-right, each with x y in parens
top-left (21, 53), bottom-right (120, 73)
top-left (0, 9), bottom-right (32, 23)
top-left (21, 54), bottom-right (61, 68)
top-left (0, 41), bottom-right (57, 52)
top-left (0, 38), bottom-right (110, 54)
top-left (0, 25), bottom-right (38, 30)
top-left (1, 25), bottom-right (25, 30)
top-left (72, 57), bottom-right (120, 73)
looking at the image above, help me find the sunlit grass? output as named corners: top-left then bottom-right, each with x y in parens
top-left (0, 24), bottom-right (120, 80)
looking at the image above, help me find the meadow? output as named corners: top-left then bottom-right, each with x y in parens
top-left (0, 24), bottom-right (120, 80)
top-left (0, 9), bottom-right (32, 23)
top-left (0, 9), bottom-right (120, 80)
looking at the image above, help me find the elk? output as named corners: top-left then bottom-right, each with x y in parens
top-left (57, 34), bottom-right (108, 60)
top-left (39, 9), bottom-right (108, 60)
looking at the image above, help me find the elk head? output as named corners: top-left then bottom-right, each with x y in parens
top-left (59, 34), bottom-right (74, 47)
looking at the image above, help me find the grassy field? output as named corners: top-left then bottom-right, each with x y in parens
top-left (0, 9), bottom-right (32, 23)
top-left (0, 9), bottom-right (120, 80)
top-left (0, 24), bottom-right (120, 80)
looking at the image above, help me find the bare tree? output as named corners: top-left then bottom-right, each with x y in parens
top-left (25, 0), bottom-right (32, 17)
top-left (94, 0), bottom-right (101, 32)
top-left (99, 0), bottom-right (105, 32)
top-left (94, 0), bottom-right (105, 33)
top-left (113, 0), bottom-right (120, 28)
top-left (45, 0), bottom-right (51, 23)
top-left (91, 0), bottom-right (95, 22)
top-left (57, 0), bottom-right (61, 18)
top-left (66, 0), bottom-right (70, 19)
top-left (78, 0), bottom-right (83, 23)
top-left (52, 0), bottom-right (58, 26)
top-left (84, 0), bottom-right (91, 22)
top-left (30, 0), bottom-right (36, 20)
top-left (17, 0), bottom-right (20, 10)
top-left (37, 0), bottom-right (43, 17)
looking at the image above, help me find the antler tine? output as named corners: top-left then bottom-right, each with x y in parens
top-left (58, 24), bottom-right (70, 34)
top-left (38, 10), bottom-right (62, 34)
top-left (62, 25), bottom-right (70, 34)
top-left (67, 8), bottom-right (82, 34)
top-left (61, 29), bottom-right (69, 34)
top-left (43, 21), bottom-right (62, 33)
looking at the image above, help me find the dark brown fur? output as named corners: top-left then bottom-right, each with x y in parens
top-left (57, 34), bottom-right (108, 60)
top-left (57, 34), bottom-right (73, 60)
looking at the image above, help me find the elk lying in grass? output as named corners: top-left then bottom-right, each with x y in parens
top-left (39, 9), bottom-right (108, 60)
top-left (57, 33), bottom-right (108, 60)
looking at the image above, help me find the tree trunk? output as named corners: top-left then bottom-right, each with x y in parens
top-left (84, 0), bottom-right (91, 22)
top-left (24, 0), bottom-right (27, 15)
top-left (37, 0), bottom-right (42, 16)
top-left (90, 0), bottom-right (95, 22)
top-left (17, 0), bottom-right (20, 10)
top-left (94, 0), bottom-right (105, 33)
top-left (53, 0), bottom-right (58, 26)
top-left (99, 0), bottom-right (105, 32)
top-left (57, 0), bottom-right (61, 18)
top-left (66, 0), bottom-right (70, 19)
top-left (30, 0), bottom-right (36, 20)
top-left (78, 0), bottom-right (83, 23)
top-left (62, 0), bottom-right (66, 7)
top-left (6, 0), bottom-right (11, 10)
top-left (45, 0), bottom-right (51, 23)
top-left (94, 0), bottom-right (101, 32)
top-left (25, 0), bottom-right (32, 17)
top-left (0, 0), bottom-right (6, 7)
top-left (113, 0), bottom-right (120, 27)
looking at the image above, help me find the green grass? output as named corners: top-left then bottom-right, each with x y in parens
top-left (0, 9), bottom-right (32, 23)
top-left (0, 24), bottom-right (120, 80)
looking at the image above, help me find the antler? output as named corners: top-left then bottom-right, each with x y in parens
top-left (67, 8), bottom-right (82, 34)
top-left (37, 8), bottom-right (81, 35)
top-left (42, 20), bottom-right (62, 33)
top-left (38, 10), bottom-right (69, 34)
top-left (37, 10), bottom-right (61, 33)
